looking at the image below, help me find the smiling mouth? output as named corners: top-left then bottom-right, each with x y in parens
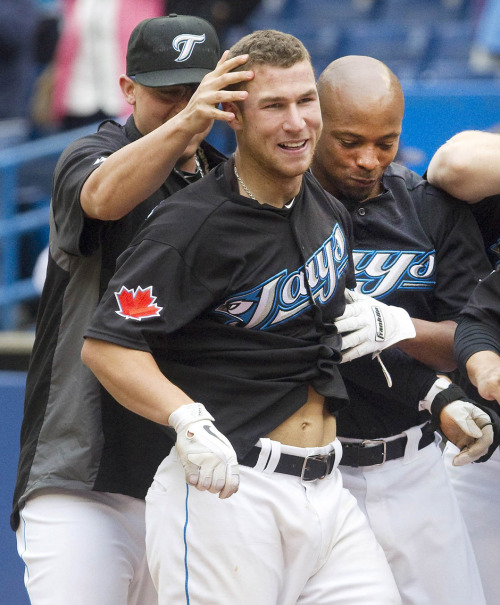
top-left (278, 140), bottom-right (307, 150)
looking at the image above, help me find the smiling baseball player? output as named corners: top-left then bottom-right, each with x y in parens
top-left (82, 29), bottom-right (404, 605)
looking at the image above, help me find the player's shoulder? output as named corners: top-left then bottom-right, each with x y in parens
top-left (55, 119), bottom-right (126, 174)
top-left (384, 162), bottom-right (428, 192)
top-left (137, 166), bottom-right (229, 244)
top-left (60, 119), bottom-right (125, 156)
top-left (386, 162), bottom-right (462, 208)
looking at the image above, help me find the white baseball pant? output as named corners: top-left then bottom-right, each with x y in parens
top-left (339, 425), bottom-right (486, 605)
top-left (444, 442), bottom-right (500, 605)
top-left (146, 439), bottom-right (401, 605)
top-left (16, 488), bottom-right (157, 605)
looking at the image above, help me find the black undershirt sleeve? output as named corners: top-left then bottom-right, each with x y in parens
top-left (454, 315), bottom-right (500, 376)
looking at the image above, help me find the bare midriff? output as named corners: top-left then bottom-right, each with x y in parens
top-left (266, 385), bottom-right (336, 447)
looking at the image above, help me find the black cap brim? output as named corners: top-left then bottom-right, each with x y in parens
top-left (134, 67), bottom-right (212, 88)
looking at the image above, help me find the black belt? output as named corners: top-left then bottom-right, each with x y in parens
top-left (239, 447), bottom-right (336, 481)
top-left (340, 425), bottom-right (436, 467)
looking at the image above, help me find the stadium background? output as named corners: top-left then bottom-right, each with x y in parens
top-left (1, 1), bottom-right (499, 602)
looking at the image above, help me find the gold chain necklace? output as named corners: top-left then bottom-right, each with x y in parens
top-left (233, 165), bottom-right (257, 200)
top-left (233, 164), bottom-right (296, 208)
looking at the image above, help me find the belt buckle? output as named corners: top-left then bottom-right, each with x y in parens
top-left (361, 439), bottom-right (387, 466)
top-left (300, 453), bottom-right (333, 482)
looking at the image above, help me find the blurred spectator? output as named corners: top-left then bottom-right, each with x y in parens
top-left (36, 0), bottom-right (166, 131)
top-left (29, 0), bottom-right (62, 136)
top-left (0, 0), bottom-right (38, 146)
top-left (469, 0), bottom-right (500, 75)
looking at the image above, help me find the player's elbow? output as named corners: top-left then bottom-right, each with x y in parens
top-left (81, 337), bottom-right (104, 375)
top-left (427, 148), bottom-right (476, 201)
top-left (80, 176), bottom-right (128, 221)
top-left (81, 191), bottom-right (127, 221)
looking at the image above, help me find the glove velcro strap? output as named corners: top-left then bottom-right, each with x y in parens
top-left (468, 402), bottom-right (500, 463)
top-left (169, 402), bottom-right (214, 433)
top-left (430, 384), bottom-right (469, 429)
top-left (431, 386), bottom-right (500, 463)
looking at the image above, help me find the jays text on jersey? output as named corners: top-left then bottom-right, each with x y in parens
top-left (86, 159), bottom-right (357, 458)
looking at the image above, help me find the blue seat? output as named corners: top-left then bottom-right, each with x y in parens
top-left (429, 20), bottom-right (476, 62)
top-left (418, 20), bottom-right (477, 78)
top-left (337, 22), bottom-right (433, 79)
top-left (383, 0), bottom-right (473, 23)
top-left (253, 0), bottom-right (384, 22)
top-left (419, 58), bottom-right (493, 80)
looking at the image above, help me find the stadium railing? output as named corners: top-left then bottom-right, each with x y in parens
top-left (0, 124), bottom-right (98, 330)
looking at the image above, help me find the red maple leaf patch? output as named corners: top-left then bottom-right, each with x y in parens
top-left (115, 286), bottom-right (163, 321)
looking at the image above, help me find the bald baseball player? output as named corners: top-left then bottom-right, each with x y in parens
top-left (82, 29), bottom-right (403, 605)
top-left (12, 15), bottom-right (253, 605)
top-left (312, 55), bottom-right (493, 605)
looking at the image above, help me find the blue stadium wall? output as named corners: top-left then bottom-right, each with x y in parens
top-left (400, 81), bottom-right (500, 174)
top-left (2, 372), bottom-right (30, 605)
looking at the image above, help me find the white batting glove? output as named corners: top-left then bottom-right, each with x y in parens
top-left (169, 402), bottom-right (240, 499)
top-left (335, 289), bottom-right (416, 363)
top-left (419, 378), bottom-right (494, 466)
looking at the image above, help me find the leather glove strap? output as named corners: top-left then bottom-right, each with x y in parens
top-left (431, 384), bottom-right (500, 462)
top-left (430, 384), bottom-right (469, 428)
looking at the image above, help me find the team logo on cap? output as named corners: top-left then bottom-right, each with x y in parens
top-left (173, 33), bottom-right (206, 62)
top-left (115, 285), bottom-right (162, 320)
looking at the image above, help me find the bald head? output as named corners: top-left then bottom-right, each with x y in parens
top-left (312, 56), bottom-right (405, 203)
top-left (317, 55), bottom-right (404, 118)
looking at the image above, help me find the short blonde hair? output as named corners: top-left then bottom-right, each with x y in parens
top-left (227, 29), bottom-right (312, 87)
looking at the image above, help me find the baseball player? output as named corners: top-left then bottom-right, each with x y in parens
top-left (428, 130), bottom-right (500, 604)
top-left (82, 29), bottom-right (403, 605)
top-left (311, 55), bottom-right (494, 604)
top-left (11, 15), bottom-right (252, 605)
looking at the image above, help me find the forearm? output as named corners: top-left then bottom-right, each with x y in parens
top-left (340, 347), bottom-right (437, 409)
top-left (82, 337), bottom-right (240, 498)
top-left (396, 318), bottom-right (457, 372)
top-left (81, 338), bottom-right (192, 424)
top-left (465, 351), bottom-right (500, 403)
top-left (80, 52), bottom-right (252, 221)
top-left (80, 116), bottom-right (197, 221)
top-left (427, 131), bottom-right (500, 202)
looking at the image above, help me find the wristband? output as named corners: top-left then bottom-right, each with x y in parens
top-left (168, 402), bottom-right (214, 432)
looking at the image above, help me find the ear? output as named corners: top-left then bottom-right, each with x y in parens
top-left (222, 101), bottom-right (244, 132)
top-left (120, 75), bottom-right (136, 106)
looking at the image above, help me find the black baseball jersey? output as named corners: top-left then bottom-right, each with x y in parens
top-left (336, 162), bottom-right (492, 439)
top-left (85, 159), bottom-right (356, 459)
top-left (11, 115), bottom-right (225, 530)
top-left (469, 194), bottom-right (500, 268)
